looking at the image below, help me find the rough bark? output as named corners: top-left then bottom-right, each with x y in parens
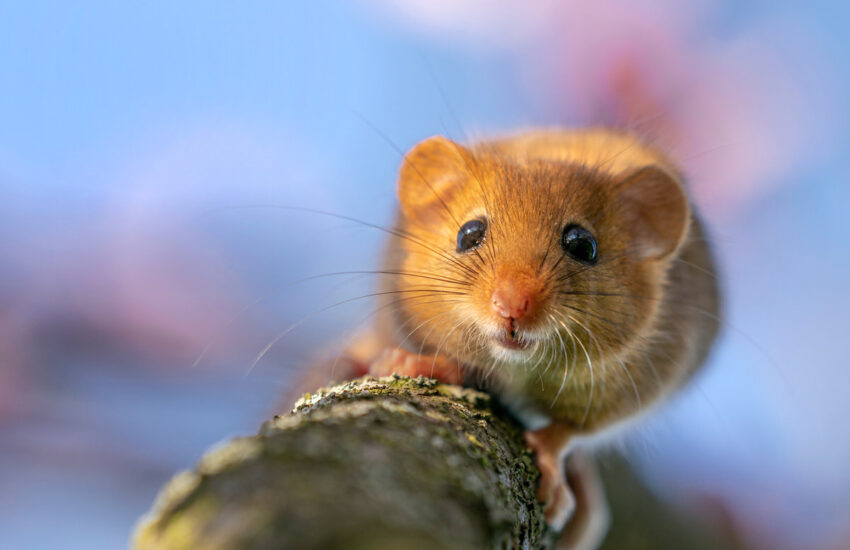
top-left (132, 376), bottom-right (555, 550)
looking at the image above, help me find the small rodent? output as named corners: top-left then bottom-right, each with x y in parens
top-left (312, 128), bottom-right (721, 549)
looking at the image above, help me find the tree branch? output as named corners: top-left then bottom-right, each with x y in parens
top-left (133, 376), bottom-right (555, 550)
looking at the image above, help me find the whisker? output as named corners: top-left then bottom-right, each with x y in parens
top-left (549, 314), bottom-right (571, 407)
top-left (328, 292), bottom-right (463, 379)
top-left (350, 109), bottom-right (462, 229)
top-left (248, 288), bottom-right (462, 374)
top-left (558, 302), bottom-right (626, 334)
top-left (431, 318), bottom-right (465, 378)
top-left (213, 204), bottom-right (479, 279)
top-left (396, 309), bottom-right (457, 354)
top-left (552, 314), bottom-right (594, 425)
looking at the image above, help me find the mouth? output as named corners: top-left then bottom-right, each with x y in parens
top-left (493, 330), bottom-right (532, 351)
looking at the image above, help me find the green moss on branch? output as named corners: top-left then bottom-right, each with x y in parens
top-left (133, 376), bottom-right (554, 550)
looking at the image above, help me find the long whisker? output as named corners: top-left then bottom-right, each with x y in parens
top-left (558, 302), bottom-right (625, 334)
top-left (248, 288), bottom-right (461, 374)
top-left (557, 290), bottom-right (771, 376)
top-left (431, 319), bottom-right (465, 378)
top-left (574, 303), bottom-right (643, 413)
top-left (417, 308), bottom-right (451, 358)
top-left (193, 266), bottom-right (473, 369)
top-left (549, 314), bottom-right (571, 407)
top-left (328, 292), bottom-right (463, 379)
top-left (552, 314), bottom-right (594, 425)
top-left (214, 205), bottom-right (478, 279)
top-left (397, 309), bottom-right (457, 354)
top-left (351, 109), bottom-right (462, 229)
top-left (454, 323), bottom-right (474, 381)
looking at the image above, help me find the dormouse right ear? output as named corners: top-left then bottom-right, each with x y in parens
top-left (615, 165), bottom-right (691, 261)
top-left (397, 136), bottom-right (471, 226)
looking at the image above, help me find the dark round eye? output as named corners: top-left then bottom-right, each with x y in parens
top-left (561, 224), bottom-right (598, 264)
top-left (457, 218), bottom-right (487, 253)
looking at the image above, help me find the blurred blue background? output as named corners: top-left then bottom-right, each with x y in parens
top-left (0, 1), bottom-right (847, 549)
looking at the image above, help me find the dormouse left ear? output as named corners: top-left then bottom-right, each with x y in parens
top-left (397, 136), bottom-right (471, 227)
top-left (615, 165), bottom-right (691, 261)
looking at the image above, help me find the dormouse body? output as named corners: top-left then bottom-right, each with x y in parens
top-left (368, 128), bottom-right (720, 434)
top-left (322, 127), bottom-right (720, 548)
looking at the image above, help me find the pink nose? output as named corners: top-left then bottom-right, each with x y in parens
top-left (491, 286), bottom-right (532, 320)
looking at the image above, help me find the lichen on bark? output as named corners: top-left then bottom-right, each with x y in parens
top-left (133, 376), bottom-right (555, 550)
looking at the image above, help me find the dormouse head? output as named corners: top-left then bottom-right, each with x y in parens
top-left (391, 133), bottom-right (691, 387)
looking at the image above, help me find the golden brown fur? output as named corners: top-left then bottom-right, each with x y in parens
top-left (300, 128), bottom-right (722, 546)
top-left (367, 128), bottom-right (720, 434)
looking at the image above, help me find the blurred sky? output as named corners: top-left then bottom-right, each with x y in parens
top-left (0, 1), bottom-right (848, 549)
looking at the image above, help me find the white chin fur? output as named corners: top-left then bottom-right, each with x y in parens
top-left (488, 341), bottom-right (538, 363)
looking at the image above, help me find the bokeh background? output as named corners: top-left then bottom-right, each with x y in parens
top-left (1, 1), bottom-right (848, 548)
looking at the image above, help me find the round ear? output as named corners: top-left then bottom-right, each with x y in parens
top-left (616, 166), bottom-right (691, 261)
top-left (397, 136), bottom-right (470, 226)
